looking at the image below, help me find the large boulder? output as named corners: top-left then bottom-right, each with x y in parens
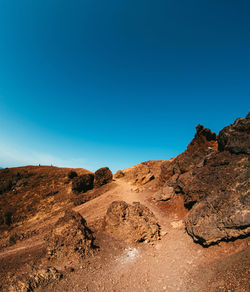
top-left (104, 201), bottom-right (160, 243)
top-left (46, 209), bottom-right (94, 259)
top-left (218, 112), bottom-right (250, 154)
top-left (72, 173), bottom-right (94, 193)
top-left (68, 170), bottom-right (78, 179)
top-left (152, 185), bottom-right (175, 202)
top-left (180, 149), bottom-right (249, 207)
top-left (94, 167), bottom-right (113, 187)
top-left (185, 190), bottom-right (250, 246)
top-left (184, 151), bottom-right (250, 245)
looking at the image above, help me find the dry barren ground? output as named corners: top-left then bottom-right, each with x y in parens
top-left (0, 179), bottom-right (249, 291)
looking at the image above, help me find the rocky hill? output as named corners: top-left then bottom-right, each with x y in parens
top-left (0, 113), bottom-right (249, 292)
top-left (156, 113), bottom-right (249, 246)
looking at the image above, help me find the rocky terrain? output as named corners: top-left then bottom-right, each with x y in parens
top-left (0, 113), bottom-right (249, 291)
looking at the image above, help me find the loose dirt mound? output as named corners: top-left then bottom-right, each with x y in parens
top-left (46, 209), bottom-right (95, 260)
top-left (104, 201), bottom-right (160, 243)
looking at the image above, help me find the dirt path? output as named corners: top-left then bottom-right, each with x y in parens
top-left (61, 179), bottom-right (249, 292)
top-left (75, 179), bottom-right (170, 233)
top-left (1, 179), bottom-right (248, 291)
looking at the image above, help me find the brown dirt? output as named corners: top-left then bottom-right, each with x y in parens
top-left (0, 176), bottom-right (249, 291)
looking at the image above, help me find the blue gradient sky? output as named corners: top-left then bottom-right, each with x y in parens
top-left (0, 0), bottom-right (249, 172)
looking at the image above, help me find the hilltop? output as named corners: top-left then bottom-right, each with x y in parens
top-left (0, 113), bottom-right (249, 292)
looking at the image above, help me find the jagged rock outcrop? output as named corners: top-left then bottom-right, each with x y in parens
top-left (155, 114), bottom-right (250, 245)
top-left (184, 114), bottom-right (250, 245)
top-left (218, 112), bottom-right (250, 154)
top-left (185, 187), bottom-right (250, 245)
top-left (156, 124), bottom-right (217, 204)
top-left (46, 209), bottom-right (94, 259)
top-left (104, 201), bottom-right (160, 243)
top-left (179, 151), bottom-right (247, 207)
top-left (160, 124), bottom-right (217, 184)
top-left (72, 173), bottom-right (94, 193)
top-left (116, 160), bottom-right (164, 186)
top-left (94, 167), bottom-right (113, 187)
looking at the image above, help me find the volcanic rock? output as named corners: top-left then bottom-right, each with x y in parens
top-left (72, 173), bottom-right (94, 193)
top-left (94, 167), bottom-right (113, 187)
top-left (153, 185), bottom-right (175, 201)
top-left (181, 149), bottom-right (249, 206)
top-left (160, 124), bottom-right (217, 184)
top-left (104, 201), bottom-right (160, 243)
top-left (114, 170), bottom-right (125, 179)
top-left (184, 151), bottom-right (250, 245)
top-left (8, 266), bottom-right (62, 292)
top-left (46, 209), bottom-right (94, 259)
top-left (185, 189), bottom-right (250, 245)
top-left (119, 160), bottom-right (164, 186)
top-left (68, 171), bottom-right (78, 179)
top-left (218, 112), bottom-right (250, 154)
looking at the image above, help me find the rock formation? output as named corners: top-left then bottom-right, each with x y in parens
top-left (8, 266), bottom-right (62, 292)
top-left (115, 160), bottom-right (164, 185)
top-left (152, 113), bottom-right (250, 245)
top-left (46, 209), bottom-right (95, 259)
top-left (159, 124), bottom-right (217, 184)
top-left (72, 173), bottom-right (94, 193)
top-left (152, 185), bottom-right (175, 202)
top-left (104, 201), bottom-right (160, 243)
top-left (184, 113), bottom-right (250, 245)
top-left (94, 167), bottom-right (113, 187)
top-left (218, 112), bottom-right (250, 154)
top-left (114, 170), bottom-right (125, 179)
top-left (156, 124), bottom-right (217, 208)
top-left (68, 171), bottom-right (78, 179)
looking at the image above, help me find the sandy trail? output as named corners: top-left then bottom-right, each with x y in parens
top-left (66, 179), bottom-right (248, 292)
top-left (1, 179), bottom-right (248, 291)
top-left (56, 180), bottom-right (210, 291)
top-left (75, 179), bottom-right (170, 233)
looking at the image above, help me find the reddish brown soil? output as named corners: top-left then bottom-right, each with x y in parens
top-left (0, 168), bottom-right (249, 291)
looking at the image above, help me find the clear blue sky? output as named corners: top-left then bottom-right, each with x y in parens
top-left (0, 0), bottom-right (249, 172)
